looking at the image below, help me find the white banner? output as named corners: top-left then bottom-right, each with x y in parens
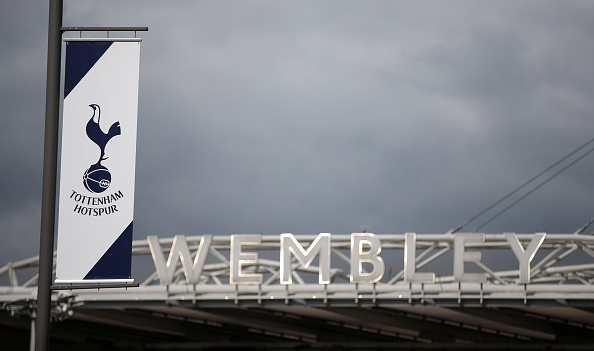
top-left (55, 39), bottom-right (141, 283)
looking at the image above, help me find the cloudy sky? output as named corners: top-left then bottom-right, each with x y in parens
top-left (2, 1), bottom-right (594, 266)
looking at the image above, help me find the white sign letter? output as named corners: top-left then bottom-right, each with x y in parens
top-left (404, 233), bottom-right (435, 283)
top-left (148, 234), bottom-right (212, 285)
top-left (453, 233), bottom-right (486, 282)
top-left (280, 233), bottom-right (331, 284)
top-left (350, 233), bottom-right (385, 283)
top-left (230, 234), bottom-right (263, 284)
top-left (505, 232), bottom-right (546, 283)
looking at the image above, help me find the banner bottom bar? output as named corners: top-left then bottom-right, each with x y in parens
top-left (54, 279), bottom-right (135, 284)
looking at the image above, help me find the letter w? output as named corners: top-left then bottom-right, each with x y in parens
top-left (148, 235), bottom-right (213, 285)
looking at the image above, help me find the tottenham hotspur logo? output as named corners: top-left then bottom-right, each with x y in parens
top-left (83, 104), bottom-right (121, 193)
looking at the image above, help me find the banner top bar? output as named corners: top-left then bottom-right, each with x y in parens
top-left (64, 38), bottom-right (142, 42)
top-left (61, 26), bottom-right (148, 32)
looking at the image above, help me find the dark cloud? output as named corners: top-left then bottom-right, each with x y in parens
top-left (2, 1), bottom-right (594, 267)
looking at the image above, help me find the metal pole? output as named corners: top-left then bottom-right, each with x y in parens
top-left (30, 312), bottom-right (36, 351)
top-left (36, 0), bottom-right (63, 350)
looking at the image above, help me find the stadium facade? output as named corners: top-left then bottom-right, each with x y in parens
top-left (2, 233), bottom-right (594, 350)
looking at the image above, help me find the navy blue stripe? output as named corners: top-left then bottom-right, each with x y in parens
top-left (64, 41), bottom-right (113, 99)
top-left (84, 221), bottom-right (133, 280)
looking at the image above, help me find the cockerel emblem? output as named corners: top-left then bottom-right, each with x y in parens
top-left (82, 104), bottom-right (121, 193)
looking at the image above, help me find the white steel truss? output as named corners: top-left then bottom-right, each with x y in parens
top-left (2, 233), bottom-right (594, 310)
top-left (0, 234), bottom-right (594, 306)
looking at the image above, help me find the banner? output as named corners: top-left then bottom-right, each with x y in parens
top-left (55, 39), bottom-right (141, 283)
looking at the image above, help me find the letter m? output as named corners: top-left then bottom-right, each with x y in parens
top-left (280, 233), bottom-right (331, 284)
top-left (148, 235), bottom-right (212, 285)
